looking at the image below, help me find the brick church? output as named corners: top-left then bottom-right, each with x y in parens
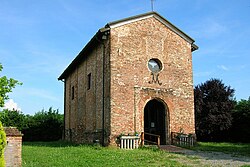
top-left (58, 12), bottom-right (198, 146)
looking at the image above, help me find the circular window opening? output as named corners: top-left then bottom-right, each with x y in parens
top-left (148, 58), bottom-right (162, 73)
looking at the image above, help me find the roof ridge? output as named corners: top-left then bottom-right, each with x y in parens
top-left (106, 12), bottom-right (196, 45)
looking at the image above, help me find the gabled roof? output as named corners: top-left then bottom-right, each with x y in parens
top-left (58, 12), bottom-right (198, 80)
top-left (58, 28), bottom-right (109, 80)
top-left (107, 12), bottom-right (197, 46)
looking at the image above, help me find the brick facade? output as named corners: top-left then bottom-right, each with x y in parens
top-left (59, 12), bottom-right (198, 146)
top-left (4, 127), bottom-right (22, 167)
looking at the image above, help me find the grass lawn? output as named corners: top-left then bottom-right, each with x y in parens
top-left (22, 141), bottom-right (250, 166)
top-left (22, 142), bottom-right (191, 167)
top-left (192, 142), bottom-right (250, 157)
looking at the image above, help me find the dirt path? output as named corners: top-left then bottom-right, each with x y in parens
top-left (161, 145), bottom-right (250, 167)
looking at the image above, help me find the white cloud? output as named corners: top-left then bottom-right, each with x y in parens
top-left (206, 21), bottom-right (227, 36)
top-left (194, 71), bottom-right (213, 77)
top-left (217, 65), bottom-right (229, 71)
top-left (3, 99), bottom-right (21, 111)
top-left (190, 19), bottom-right (228, 39)
top-left (15, 87), bottom-right (61, 103)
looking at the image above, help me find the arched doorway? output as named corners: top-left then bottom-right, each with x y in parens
top-left (144, 99), bottom-right (167, 145)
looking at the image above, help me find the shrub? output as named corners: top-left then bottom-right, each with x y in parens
top-left (0, 122), bottom-right (6, 167)
top-left (0, 107), bottom-right (63, 142)
top-left (230, 97), bottom-right (250, 142)
top-left (23, 107), bottom-right (63, 141)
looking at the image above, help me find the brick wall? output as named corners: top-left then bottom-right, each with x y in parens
top-left (109, 16), bottom-right (195, 144)
top-left (4, 127), bottom-right (22, 167)
top-left (64, 38), bottom-right (111, 145)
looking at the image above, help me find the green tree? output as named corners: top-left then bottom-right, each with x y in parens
top-left (230, 97), bottom-right (250, 142)
top-left (0, 109), bottom-right (28, 131)
top-left (0, 63), bottom-right (22, 107)
top-left (194, 78), bottom-right (235, 141)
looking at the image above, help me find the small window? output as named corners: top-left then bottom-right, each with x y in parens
top-left (71, 86), bottom-right (75, 100)
top-left (148, 58), bottom-right (162, 73)
top-left (87, 73), bottom-right (91, 90)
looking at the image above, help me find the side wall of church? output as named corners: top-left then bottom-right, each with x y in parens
top-left (109, 17), bottom-right (195, 144)
top-left (64, 39), bottom-right (111, 144)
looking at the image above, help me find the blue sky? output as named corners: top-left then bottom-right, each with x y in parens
top-left (1, 0), bottom-right (249, 115)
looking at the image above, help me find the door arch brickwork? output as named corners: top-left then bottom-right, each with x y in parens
top-left (134, 86), bottom-right (173, 144)
top-left (144, 98), bottom-right (168, 145)
top-left (133, 86), bottom-right (195, 145)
